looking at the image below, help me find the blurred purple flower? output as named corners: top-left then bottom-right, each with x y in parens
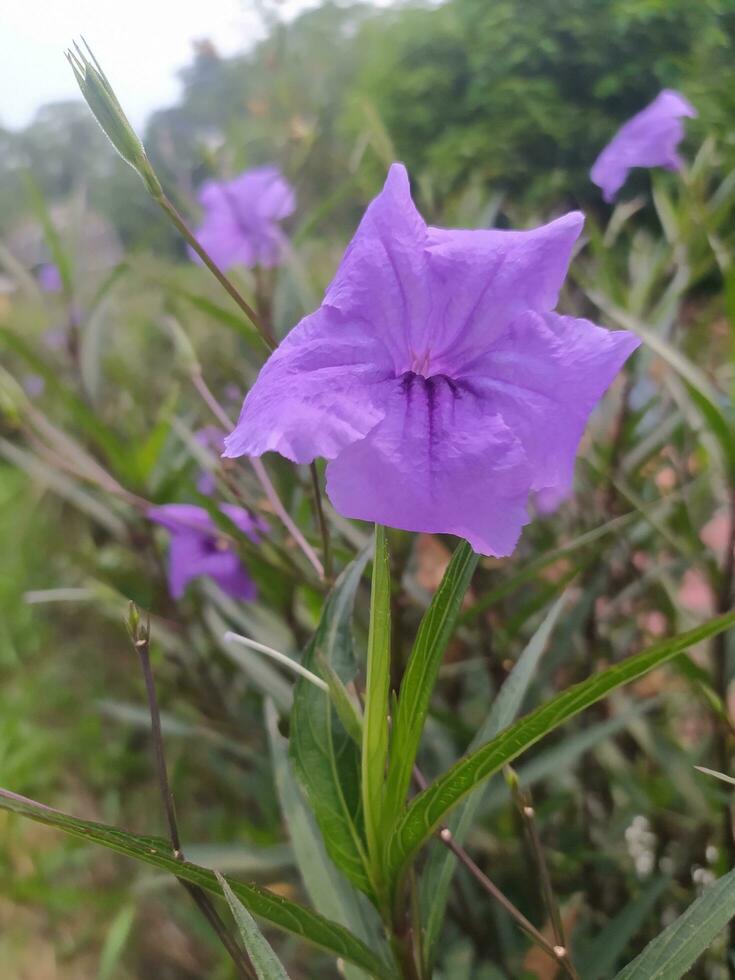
top-left (38, 263), bottom-right (62, 293)
top-left (194, 426), bottom-right (225, 495)
top-left (224, 164), bottom-right (639, 556)
top-left (22, 374), bottom-right (45, 397)
top-left (149, 503), bottom-right (262, 600)
top-left (190, 166), bottom-right (296, 270)
top-left (591, 90), bottom-right (697, 203)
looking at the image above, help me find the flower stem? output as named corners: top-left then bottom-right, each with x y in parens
top-left (154, 193), bottom-right (275, 351)
top-left (412, 766), bottom-right (576, 978)
top-left (507, 767), bottom-right (580, 979)
top-left (126, 605), bottom-right (255, 980)
top-left (309, 462), bottom-right (333, 584)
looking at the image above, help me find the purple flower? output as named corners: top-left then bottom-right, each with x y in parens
top-left (38, 263), bottom-right (62, 293)
top-left (194, 426), bottom-right (225, 495)
top-left (223, 164), bottom-right (639, 556)
top-left (190, 166), bottom-right (296, 270)
top-left (591, 90), bottom-right (697, 203)
top-left (22, 374), bottom-right (45, 397)
top-left (149, 503), bottom-right (262, 600)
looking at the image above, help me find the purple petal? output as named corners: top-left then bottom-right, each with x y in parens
top-left (325, 374), bottom-right (532, 557)
top-left (191, 167), bottom-right (295, 270)
top-left (323, 163), bottom-right (433, 373)
top-left (423, 212), bottom-right (584, 373)
top-left (149, 503), bottom-right (213, 535)
top-left (223, 305), bottom-right (394, 464)
top-left (462, 311), bottom-right (640, 503)
top-left (591, 90), bottom-right (697, 202)
top-left (38, 263), bottom-right (62, 293)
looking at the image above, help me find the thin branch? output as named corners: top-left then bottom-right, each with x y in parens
top-left (412, 767), bottom-right (575, 978)
top-left (507, 768), bottom-right (580, 980)
top-left (310, 462), bottom-right (333, 583)
top-left (223, 631), bottom-right (328, 690)
top-left (190, 371), bottom-right (325, 581)
top-left (126, 606), bottom-right (255, 980)
top-left (155, 194), bottom-right (274, 351)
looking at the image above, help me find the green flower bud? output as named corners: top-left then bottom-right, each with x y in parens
top-left (66, 41), bottom-right (162, 198)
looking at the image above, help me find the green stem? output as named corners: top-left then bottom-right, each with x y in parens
top-left (361, 525), bottom-right (392, 888)
top-left (155, 193), bottom-right (274, 351)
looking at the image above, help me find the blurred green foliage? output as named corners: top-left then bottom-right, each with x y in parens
top-left (2, 2), bottom-right (735, 979)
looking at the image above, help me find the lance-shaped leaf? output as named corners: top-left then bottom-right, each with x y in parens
top-left (289, 550), bottom-right (373, 895)
top-left (216, 872), bottom-right (291, 980)
top-left (613, 867), bottom-right (735, 979)
top-left (0, 789), bottom-right (392, 979)
top-left (386, 610), bottom-right (735, 883)
top-left (381, 541), bottom-right (478, 843)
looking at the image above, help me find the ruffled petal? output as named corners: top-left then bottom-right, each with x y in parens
top-left (323, 163), bottom-right (432, 372)
top-left (422, 212), bottom-right (584, 373)
top-left (224, 305), bottom-right (395, 464)
top-left (591, 89), bottom-right (697, 202)
top-left (325, 374), bottom-right (532, 556)
top-left (462, 311), bottom-right (640, 503)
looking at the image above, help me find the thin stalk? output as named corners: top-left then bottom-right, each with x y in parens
top-left (309, 462), bottom-right (333, 583)
top-left (154, 193), bottom-right (274, 351)
top-left (126, 606), bottom-right (255, 980)
top-left (190, 371), bottom-right (324, 580)
top-left (507, 768), bottom-right (580, 980)
top-left (412, 767), bottom-right (575, 978)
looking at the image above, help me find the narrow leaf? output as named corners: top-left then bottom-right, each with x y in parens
top-left (387, 611), bottom-right (735, 882)
top-left (0, 788), bottom-right (392, 979)
top-left (382, 541), bottom-right (478, 842)
top-left (289, 550), bottom-right (373, 894)
top-left (362, 525), bottom-right (392, 869)
top-left (613, 868), bottom-right (735, 979)
top-left (216, 871), bottom-right (291, 980)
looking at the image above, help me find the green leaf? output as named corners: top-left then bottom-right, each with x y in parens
top-left (215, 871), bottom-right (291, 980)
top-left (421, 592), bottom-right (569, 963)
top-left (23, 172), bottom-right (74, 294)
top-left (265, 701), bottom-right (386, 980)
top-left (576, 876), bottom-right (669, 980)
top-left (362, 525), bottom-right (392, 872)
top-left (387, 610), bottom-right (735, 883)
top-left (382, 541), bottom-right (478, 843)
top-left (613, 868), bottom-right (735, 979)
top-left (289, 550), bottom-right (373, 895)
top-left (0, 788), bottom-right (392, 979)
top-left (98, 903), bottom-right (136, 980)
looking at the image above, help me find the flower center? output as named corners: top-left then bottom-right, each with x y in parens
top-left (409, 349), bottom-right (433, 378)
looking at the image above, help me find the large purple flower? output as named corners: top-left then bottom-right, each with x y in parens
top-left (190, 166), bottom-right (296, 270)
top-left (591, 90), bottom-right (697, 203)
top-left (149, 503), bottom-right (261, 600)
top-left (223, 164), bottom-right (639, 556)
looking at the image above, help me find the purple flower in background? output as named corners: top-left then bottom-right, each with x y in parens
top-left (190, 166), bottom-right (296, 270)
top-left (149, 503), bottom-right (262, 600)
top-left (22, 374), bottom-right (45, 397)
top-left (591, 90), bottom-right (697, 203)
top-left (38, 263), bottom-right (62, 293)
top-left (224, 164), bottom-right (639, 556)
top-left (194, 426), bottom-right (225, 495)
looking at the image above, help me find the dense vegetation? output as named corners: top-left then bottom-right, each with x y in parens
top-left (2, 1), bottom-right (735, 978)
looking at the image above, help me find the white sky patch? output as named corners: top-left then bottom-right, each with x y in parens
top-left (0, 0), bottom-right (386, 131)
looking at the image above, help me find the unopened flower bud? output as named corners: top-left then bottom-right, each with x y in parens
top-left (66, 41), bottom-right (162, 199)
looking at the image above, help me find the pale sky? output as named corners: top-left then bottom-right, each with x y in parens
top-left (0, 0), bottom-right (389, 131)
